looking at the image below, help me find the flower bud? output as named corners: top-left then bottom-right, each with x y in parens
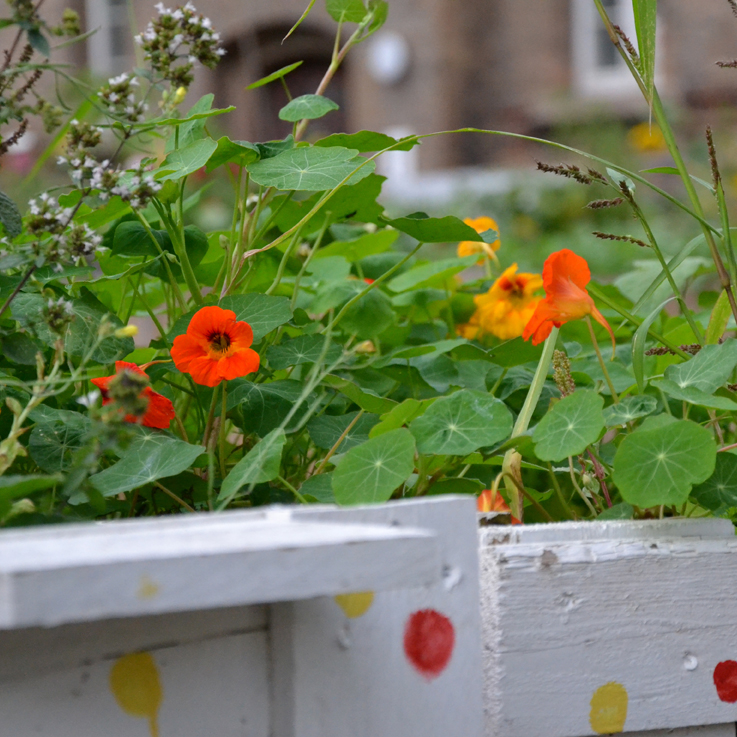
top-left (5, 397), bottom-right (23, 416)
top-left (115, 325), bottom-right (139, 338)
top-left (355, 340), bottom-right (376, 354)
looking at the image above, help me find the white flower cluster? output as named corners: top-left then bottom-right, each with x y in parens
top-left (134, 3), bottom-right (225, 90)
top-left (107, 164), bottom-right (164, 210)
top-left (43, 295), bottom-right (75, 334)
top-left (27, 193), bottom-right (74, 236)
top-left (98, 73), bottom-right (147, 123)
top-left (25, 194), bottom-right (103, 268)
top-left (58, 119), bottom-right (103, 166)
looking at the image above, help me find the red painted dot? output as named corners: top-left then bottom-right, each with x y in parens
top-left (403, 609), bottom-right (455, 679)
top-left (714, 661), bottom-right (737, 702)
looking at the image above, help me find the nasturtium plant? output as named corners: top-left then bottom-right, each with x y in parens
top-left (613, 418), bottom-right (716, 507)
top-left (409, 390), bottom-right (512, 456)
top-left (2, 0), bottom-right (737, 529)
top-left (532, 390), bottom-right (605, 462)
top-left (691, 453), bottom-right (737, 513)
top-left (332, 428), bottom-right (416, 505)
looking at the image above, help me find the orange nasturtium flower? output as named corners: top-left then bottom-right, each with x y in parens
top-left (171, 305), bottom-right (260, 387)
top-left (477, 489), bottom-right (521, 524)
top-left (457, 216), bottom-right (500, 262)
top-left (471, 264), bottom-right (542, 340)
top-left (522, 249), bottom-right (615, 347)
top-left (91, 361), bottom-right (175, 429)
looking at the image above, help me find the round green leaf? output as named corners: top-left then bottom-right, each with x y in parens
top-left (247, 146), bottom-right (375, 191)
top-left (279, 94), bottom-right (339, 122)
top-left (157, 138), bottom-right (218, 181)
top-left (218, 429), bottom-right (286, 505)
top-left (409, 390), bottom-right (513, 456)
top-left (597, 503), bottom-right (635, 520)
top-left (226, 380), bottom-right (314, 436)
top-left (307, 411), bottom-right (379, 452)
top-left (332, 428), bottom-right (415, 505)
top-left (613, 418), bottom-right (716, 507)
top-left (664, 340), bottom-right (737, 393)
top-left (326, 0), bottom-right (367, 22)
top-left (267, 335), bottom-right (342, 369)
top-left (340, 288), bottom-right (394, 338)
top-left (603, 394), bottom-right (658, 427)
top-left (691, 452), bottom-right (737, 512)
top-left (0, 189), bottom-right (22, 238)
top-left (300, 472), bottom-right (335, 503)
top-left (91, 431), bottom-right (205, 497)
top-left (29, 410), bottom-right (91, 473)
top-left (532, 390), bottom-right (604, 462)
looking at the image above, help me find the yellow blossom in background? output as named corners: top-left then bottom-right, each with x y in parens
top-left (628, 122), bottom-right (666, 153)
top-left (457, 216), bottom-right (500, 262)
top-left (456, 312), bottom-right (480, 340)
top-left (472, 264), bottom-right (543, 340)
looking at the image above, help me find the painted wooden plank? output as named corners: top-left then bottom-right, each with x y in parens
top-left (480, 519), bottom-right (737, 737)
top-left (0, 509), bottom-right (440, 629)
top-left (0, 605), bottom-right (266, 682)
top-left (634, 726), bottom-right (735, 737)
top-left (480, 518), bottom-right (734, 545)
top-left (0, 630), bottom-right (270, 736)
top-left (272, 496), bottom-right (484, 737)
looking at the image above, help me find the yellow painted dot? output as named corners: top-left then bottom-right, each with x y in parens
top-left (334, 591), bottom-right (375, 618)
top-left (110, 652), bottom-right (163, 737)
top-left (137, 576), bottom-right (160, 600)
top-left (590, 682), bottom-right (628, 734)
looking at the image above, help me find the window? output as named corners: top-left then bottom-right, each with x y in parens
top-left (571, 0), bottom-right (641, 97)
top-left (85, 0), bottom-right (130, 77)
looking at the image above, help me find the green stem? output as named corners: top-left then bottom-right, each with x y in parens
top-left (277, 475), bottom-right (308, 504)
top-left (548, 462), bottom-right (577, 520)
top-left (219, 383), bottom-right (227, 478)
top-left (292, 218), bottom-right (329, 310)
top-left (586, 316), bottom-right (619, 403)
top-left (203, 384), bottom-right (220, 449)
top-left (512, 327), bottom-right (559, 437)
top-left (627, 197), bottom-right (703, 342)
top-left (717, 182), bottom-right (737, 287)
top-left (329, 242), bottom-right (423, 332)
top-left (588, 284), bottom-right (691, 359)
top-left (156, 200), bottom-right (203, 305)
top-left (130, 275), bottom-right (168, 343)
top-left (569, 457), bottom-right (598, 517)
top-left (266, 225), bottom-right (303, 295)
top-left (133, 211), bottom-right (187, 310)
top-left (154, 481), bottom-right (195, 513)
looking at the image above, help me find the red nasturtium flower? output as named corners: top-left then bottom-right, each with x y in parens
top-left (171, 305), bottom-right (260, 387)
top-left (91, 361), bottom-right (175, 429)
top-left (522, 249), bottom-right (615, 347)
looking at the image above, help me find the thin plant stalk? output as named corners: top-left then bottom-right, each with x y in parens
top-left (592, 0), bottom-right (737, 325)
top-left (585, 316), bottom-right (618, 403)
top-left (219, 384), bottom-right (228, 478)
top-left (569, 457), bottom-right (598, 517)
top-left (502, 327), bottom-right (559, 517)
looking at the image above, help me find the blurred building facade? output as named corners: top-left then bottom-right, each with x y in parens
top-left (26, 0), bottom-right (737, 173)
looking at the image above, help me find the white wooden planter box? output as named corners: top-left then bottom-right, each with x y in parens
top-left (0, 497), bottom-right (483, 737)
top-left (479, 518), bottom-right (737, 737)
top-left (7, 500), bottom-right (737, 737)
